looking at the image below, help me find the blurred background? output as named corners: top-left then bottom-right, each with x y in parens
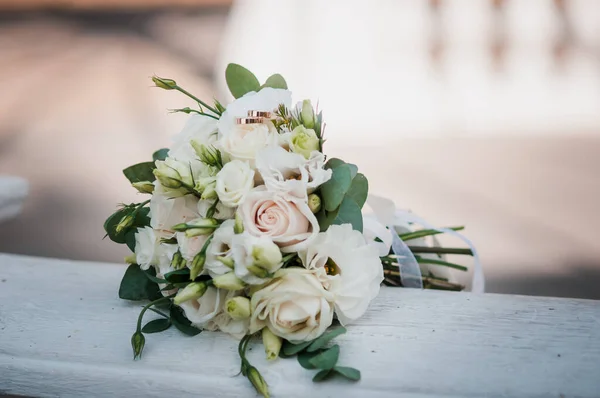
top-left (0, 0), bottom-right (599, 299)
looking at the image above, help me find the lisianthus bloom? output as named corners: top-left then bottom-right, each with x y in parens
top-left (299, 224), bottom-right (384, 325)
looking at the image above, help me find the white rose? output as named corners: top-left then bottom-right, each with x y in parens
top-left (299, 224), bottom-right (384, 325)
top-left (149, 183), bottom-right (200, 238)
top-left (217, 88), bottom-right (291, 163)
top-left (231, 233), bottom-right (283, 285)
top-left (215, 160), bottom-right (255, 207)
top-left (205, 219), bottom-right (236, 277)
top-left (168, 114), bottom-right (218, 163)
top-left (249, 268), bottom-right (334, 342)
top-left (255, 147), bottom-right (332, 198)
top-left (213, 291), bottom-right (250, 339)
top-left (239, 186), bottom-right (319, 253)
top-left (178, 286), bottom-right (224, 330)
top-left (134, 226), bottom-right (177, 270)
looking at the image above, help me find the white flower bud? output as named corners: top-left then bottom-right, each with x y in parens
top-left (154, 158), bottom-right (193, 189)
top-left (212, 272), bottom-right (246, 291)
top-left (289, 125), bottom-right (319, 159)
top-left (234, 211), bottom-right (244, 234)
top-left (152, 76), bottom-right (177, 90)
top-left (225, 296), bottom-right (251, 320)
top-left (173, 282), bottom-right (208, 305)
top-left (307, 193), bottom-right (321, 213)
top-left (132, 181), bottom-right (155, 194)
top-left (300, 99), bottom-right (315, 129)
top-left (251, 240), bottom-right (283, 273)
top-left (262, 328), bottom-right (282, 360)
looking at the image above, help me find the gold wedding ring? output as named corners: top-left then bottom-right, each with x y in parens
top-left (247, 110), bottom-right (272, 118)
top-left (235, 117), bottom-right (263, 125)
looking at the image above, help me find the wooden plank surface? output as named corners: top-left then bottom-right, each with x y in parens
top-left (1, 253), bottom-right (599, 397)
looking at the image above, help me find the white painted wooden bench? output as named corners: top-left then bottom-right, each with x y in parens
top-left (1, 253), bottom-right (599, 398)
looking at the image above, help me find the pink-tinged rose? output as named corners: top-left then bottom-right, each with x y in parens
top-left (239, 186), bottom-right (319, 253)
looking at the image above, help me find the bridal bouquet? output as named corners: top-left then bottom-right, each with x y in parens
top-left (104, 64), bottom-right (478, 397)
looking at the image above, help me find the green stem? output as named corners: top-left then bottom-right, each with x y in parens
top-left (136, 295), bottom-right (174, 332)
top-left (407, 246), bottom-right (473, 256)
top-left (174, 85), bottom-right (220, 116)
top-left (416, 257), bottom-right (468, 272)
top-left (399, 226), bottom-right (464, 242)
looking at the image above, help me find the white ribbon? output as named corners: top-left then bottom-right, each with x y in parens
top-left (365, 195), bottom-right (485, 293)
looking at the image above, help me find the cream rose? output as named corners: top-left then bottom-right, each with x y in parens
top-left (299, 224), bottom-right (384, 325)
top-left (249, 268), bottom-right (334, 342)
top-left (238, 186), bottom-right (319, 253)
top-left (215, 160), bottom-right (255, 207)
top-left (217, 88), bottom-right (291, 163)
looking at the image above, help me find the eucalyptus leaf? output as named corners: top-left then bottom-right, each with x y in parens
top-left (104, 207), bottom-right (135, 244)
top-left (135, 207), bottom-right (151, 227)
top-left (125, 230), bottom-right (136, 252)
top-left (123, 162), bottom-right (156, 184)
top-left (332, 196), bottom-right (363, 232)
top-left (146, 281), bottom-right (162, 301)
top-left (297, 350), bottom-right (321, 369)
top-left (225, 63), bottom-right (261, 98)
top-left (170, 305), bottom-right (202, 336)
top-left (282, 340), bottom-right (312, 356)
top-left (164, 269), bottom-right (190, 283)
top-left (144, 269), bottom-right (168, 284)
top-left (312, 369), bottom-right (333, 382)
top-left (152, 148), bottom-right (169, 161)
top-left (142, 318), bottom-right (172, 334)
top-left (325, 158), bottom-right (357, 179)
top-left (320, 164), bottom-right (352, 211)
top-left (262, 74), bottom-right (288, 90)
top-left (119, 264), bottom-right (153, 301)
top-left (307, 327), bottom-right (346, 352)
top-left (316, 207), bottom-right (339, 232)
top-left (345, 173), bottom-right (368, 209)
top-left (308, 345), bottom-right (340, 370)
top-left (333, 366), bottom-right (361, 381)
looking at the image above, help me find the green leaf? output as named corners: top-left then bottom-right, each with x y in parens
top-left (170, 305), bottom-right (202, 336)
top-left (144, 269), bottom-right (168, 284)
top-left (297, 350), bottom-right (321, 369)
top-left (320, 164), bottom-right (352, 211)
top-left (345, 173), bottom-right (368, 209)
top-left (332, 196), bottom-right (363, 232)
top-left (125, 230), bottom-right (136, 252)
top-left (282, 340), bottom-right (313, 356)
top-left (163, 269), bottom-right (190, 283)
top-left (119, 264), bottom-right (153, 301)
top-left (325, 158), bottom-right (357, 179)
top-left (262, 73), bottom-right (288, 90)
top-left (146, 281), bottom-right (162, 301)
top-left (333, 366), bottom-right (361, 381)
top-left (225, 63), bottom-right (261, 99)
top-left (135, 207), bottom-right (151, 227)
top-left (104, 207), bottom-right (135, 244)
top-left (312, 369), bottom-right (333, 382)
top-left (152, 148), bottom-right (169, 161)
top-left (123, 162), bottom-right (156, 184)
top-left (307, 327), bottom-right (346, 352)
top-left (316, 206), bottom-right (338, 232)
top-left (142, 318), bottom-right (172, 333)
top-left (308, 345), bottom-right (340, 370)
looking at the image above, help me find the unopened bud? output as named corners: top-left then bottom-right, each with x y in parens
top-left (131, 331), bottom-right (145, 360)
top-left (234, 212), bottom-right (244, 234)
top-left (262, 328), bottom-right (282, 361)
top-left (170, 251), bottom-right (183, 269)
top-left (216, 255), bottom-right (234, 268)
top-left (301, 99), bottom-right (315, 129)
top-left (251, 240), bottom-right (282, 272)
top-left (124, 254), bottom-right (137, 264)
top-left (115, 214), bottom-right (134, 234)
top-left (189, 252), bottom-right (206, 280)
top-left (173, 282), bottom-right (208, 305)
top-left (200, 184), bottom-right (218, 200)
top-left (247, 265), bottom-right (270, 279)
top-left (154, 159), bottom-right (193, 189)
top-left (213, 272), bottom-right (246, 291)
top-left (191, 141), bottom-right (222, 168)
top-left (247, 366), bottom-right (270, 398)
top-left (225, 296), bottom-right (251, 320)
top-left (307, 193), bottom-right (321, 213)
top-left (152, 76), bottom-right (177, 90)
top-left (132, 181), bottom-right (155, 194)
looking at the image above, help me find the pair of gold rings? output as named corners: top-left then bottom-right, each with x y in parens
top-left (236, 110), bottom-right (273, 125)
